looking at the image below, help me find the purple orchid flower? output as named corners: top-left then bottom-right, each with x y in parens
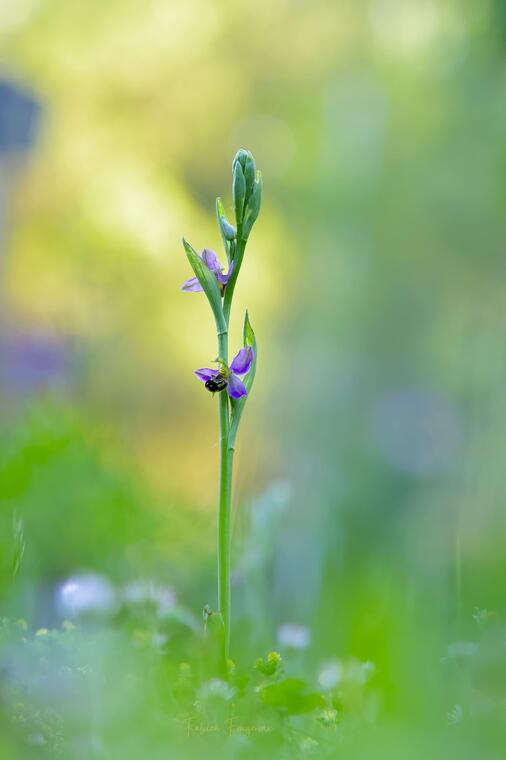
top-left (194, 346), bottom-right (254, 399)
top-left (181, 248), bottom-right (233, 293)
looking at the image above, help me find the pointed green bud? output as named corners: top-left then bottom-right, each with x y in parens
top-left (232, 148), bottom-right (250, 172)
top-left (221, 218), bottom-right (236, 240)
top-left (233, 148), bottom-right (257, 203)
top-left (233, 160), bottom-right (246, 226)
top-left (249, 171), bottom-right (262, 212)
top-left (243, 155), bottom-right (256, 199)
top-left (216, 197), bottom-right (236, 241)
top-left (241, 171), bottom-right (262, 240)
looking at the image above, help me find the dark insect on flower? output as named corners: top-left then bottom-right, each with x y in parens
top-left (204, 373), bottom-right (228, 393)
top-left (195, 347), bottom-right (254, 399)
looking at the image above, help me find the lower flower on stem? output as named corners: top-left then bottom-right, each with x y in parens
top-left (194, 347), bottom-right (254, 400)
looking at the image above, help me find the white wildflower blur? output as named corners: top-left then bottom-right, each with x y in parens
top-left (197, 678), bottom-right (236, 702)
top-left (277, 623), bottom-right (311, 650)
top-left (56, 573), bottom-right (117, 617)
top-left (122, 580), bottom-right (176, 618)
top-left (318, 659), bottom-right (343, 690)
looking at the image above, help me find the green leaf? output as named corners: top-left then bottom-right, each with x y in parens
top-left (182, 238), bottom-right (227, 334)
top-left (243, 309), bottom-right (257, 393)
top-left (228, 311), bottom-right (257, 447)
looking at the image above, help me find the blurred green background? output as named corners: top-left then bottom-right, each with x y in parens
top-left (1, 0), bottom-right (506, 756)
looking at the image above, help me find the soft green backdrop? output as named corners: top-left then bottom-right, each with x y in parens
top-left (1, 0), bottom-right (505, 756)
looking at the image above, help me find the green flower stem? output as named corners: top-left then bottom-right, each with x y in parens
top-left (184, 151), bottom-right (260, 668)
top-left (223, 233), bottom-right (245, 324)
top-left (217, 229), bottom-right (246, 661)
top-left (217, 329), bottom-right (232, 660)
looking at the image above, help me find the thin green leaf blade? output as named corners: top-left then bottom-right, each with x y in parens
top-left (229, 310), bottom-right (257, 446)
top-left (242, 309), bottom-right (257, 395)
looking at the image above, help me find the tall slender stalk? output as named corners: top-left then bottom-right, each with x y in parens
top-left (216, 231), bottom-right (244, 661)
top-left (223, 235), bottom-right (245, 325)
top-left (217, 330), bottom-right (232, 658)
top-left (181, 149), bottom-right (262, 664)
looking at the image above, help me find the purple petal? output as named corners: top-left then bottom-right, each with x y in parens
top-left (194, 368), bottom-right (219, 383)
top-left (181, 276), bottom-right (203, 292)
top-left (200, 248), bottom-right (221, 273)
top-left (229, 346), bottom-right (254, 375)
top-left (227, 374), bottom-right (247, 399)
top-left (216, 259), bottom-right (234, 285)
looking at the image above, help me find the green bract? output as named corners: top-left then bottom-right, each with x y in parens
top-left (229, 311), bottom-right (257, 449)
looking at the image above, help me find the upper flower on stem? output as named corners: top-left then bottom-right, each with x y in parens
top-left (181, 248), bottom-right (233, 293)
top-left (194, 346), bottom-right (254, 399)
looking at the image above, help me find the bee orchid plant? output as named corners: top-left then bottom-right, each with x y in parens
top-left (181, 149), bottom-right (261, 662)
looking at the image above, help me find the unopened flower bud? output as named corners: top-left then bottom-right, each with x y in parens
top-left (232, 160), bottom-right (246, 226)
top-left (241, 171), bottom-right (262, 239)
top-left (233, 148), bottom-right (257, 205)
top-left (243, 155), bottom-right (256, 199)
top-left (216, 200), bottom-right (236, 240)
top-left (232, 148), bottom-right (250, 172)
top-left (221, 219), bottom-right (236, 240)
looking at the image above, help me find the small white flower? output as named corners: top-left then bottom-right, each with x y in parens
top-left (156, 587), bottom-right (177, 617)
top-left (57, 574), bottom-right (116, 617)
top-left (277, 623), bottom-right (311, 650)
top-left (318, 659), bottom-right (343, 690)
top-left (197, 678), bottom-right (236, 702)
top-left (122, 580), bottom-right (176, 618)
